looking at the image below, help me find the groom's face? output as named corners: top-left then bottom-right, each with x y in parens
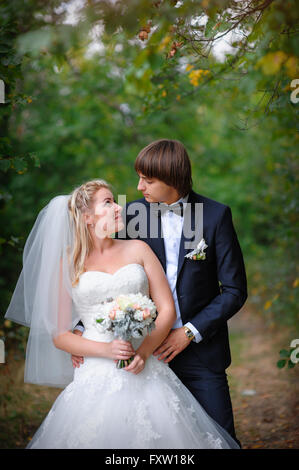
top-left (137, 172), bottom-right (178, 204)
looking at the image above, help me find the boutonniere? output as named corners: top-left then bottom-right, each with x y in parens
top-left (185, 238), bottom-right (208, 260)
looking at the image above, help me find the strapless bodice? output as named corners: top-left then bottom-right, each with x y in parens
top-left (72, 263), bottom-right (149, 332)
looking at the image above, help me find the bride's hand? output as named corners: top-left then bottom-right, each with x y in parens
top-left (108, 339), bottom-right (135, 361)
top-left (124, 351), bottom-right (147, 375)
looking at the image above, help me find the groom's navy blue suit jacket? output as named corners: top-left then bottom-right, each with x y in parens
top-left (118, 190), bottom-right (247, 373)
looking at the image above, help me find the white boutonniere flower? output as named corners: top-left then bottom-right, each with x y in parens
top-left (185, 238), bottom-right (208, 260)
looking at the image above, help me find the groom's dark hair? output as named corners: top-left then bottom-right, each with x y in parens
top-left (134, 139), bottom-right (193, 197)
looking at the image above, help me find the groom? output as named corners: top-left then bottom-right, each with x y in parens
top-left (120, 139), bottom-right (247, 445)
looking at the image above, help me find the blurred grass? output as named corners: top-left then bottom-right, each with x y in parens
top-left (227, 329), bottom-right (246, 390)
top-left (0, 350), bottom-right (61, 449)
top-left (227, 307), bottom-right (299, 449)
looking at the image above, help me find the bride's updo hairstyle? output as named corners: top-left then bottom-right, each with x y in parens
top-left (68, 179), bottom-right (111, 286)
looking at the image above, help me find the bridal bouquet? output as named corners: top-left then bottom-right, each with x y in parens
top-left (94, 293), bottom-right (157, 369)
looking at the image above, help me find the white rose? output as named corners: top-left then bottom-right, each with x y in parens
top-left (197, 238), bottom-right (208, 252)
top-left (115, 310), bottom-right (125, 320)
top-left (134, 310), bottom-right (144, 321)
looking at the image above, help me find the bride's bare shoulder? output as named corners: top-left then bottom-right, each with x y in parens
top-left (120, 239), bottom-right (149, 251)
top-left (114, 240), bottom-right (153, 264)
top-left (116, 239), bottom-right (150, 256)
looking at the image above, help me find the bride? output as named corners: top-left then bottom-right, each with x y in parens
top-left (5, 179), bottom-right (239, 449)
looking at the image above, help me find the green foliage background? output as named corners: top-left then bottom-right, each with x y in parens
top-left (0, 0), bottom-right (298, 352)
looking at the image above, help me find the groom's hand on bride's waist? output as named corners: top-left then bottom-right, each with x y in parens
top-left (153, 328), bottom-right (191, 363)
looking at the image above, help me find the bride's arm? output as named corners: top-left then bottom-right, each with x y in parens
top-left (125, 241), bottom-right (177, 374)
top-left (53, 331), bottom-right (135, 361)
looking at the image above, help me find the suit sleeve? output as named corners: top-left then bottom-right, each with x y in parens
top-left (190, 206), bottom-right (248, 340)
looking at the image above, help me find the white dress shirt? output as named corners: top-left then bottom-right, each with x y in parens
top-left (160, 195), bottom-right (202, 343)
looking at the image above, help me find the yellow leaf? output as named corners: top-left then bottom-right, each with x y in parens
top-left (256, 51), bottom-right (288, 75)
top-left (188, 69), bottom-right (207, 87)
top-left (158, 35), bottom-right (171, 52)
top-left (285, 56), bottom-right (299, 78)
top-left (264, 300), bottom-right (272, 310)
top-left (293, 278), bottom-right (299, 288)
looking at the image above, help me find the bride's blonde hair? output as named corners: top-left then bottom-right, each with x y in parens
top-left (68, 179), bottom-right (112, 286)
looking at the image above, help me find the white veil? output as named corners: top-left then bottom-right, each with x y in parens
top-left (5, 195), bottom-right (80, 388)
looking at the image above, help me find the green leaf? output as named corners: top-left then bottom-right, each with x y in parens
top-left (0, 159), bottom-right (11, 172)
top-left (0, 45), bottom-right (11, 53)
top-left (277, 359), bottom-right (286, 368)
top-left (0, 191), bottom-right (12, 202)
top-left (288, 360), bottom-right (295, 369)
top-left (205, 17), bottom-right (218, 38)
top-left (16, 28), bottom-right (53, 56)
top-left (217, 21), bottom-right (233, 33)
top-left (11, 157), bottom-right (27, 173)
top-left (29, 153), bottom-right (40, 168)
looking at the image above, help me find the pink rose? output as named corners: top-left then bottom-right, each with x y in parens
top-left (142, 308), bottom-right (151, 320)
top-left (109, 307), bottom-right (117, 320)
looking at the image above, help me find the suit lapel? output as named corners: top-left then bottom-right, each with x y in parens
top-left (144, 200), bottom-right (166, 272)
top-left (177, 191), bottom-right (203, 280)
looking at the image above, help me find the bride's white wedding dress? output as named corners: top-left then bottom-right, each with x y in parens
top-left (27, 263), bottom-right (239, 449)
